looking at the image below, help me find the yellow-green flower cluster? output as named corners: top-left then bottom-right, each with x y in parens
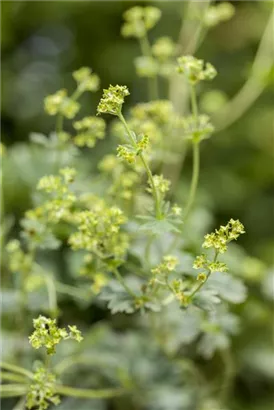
top-left (152, 37), bottom-right (176, 61)
top-left (68, 202), bottom-right (128, 259)
top-left (73, 116), bottom-right (106, 148)
top-left (117, 145), bottom-right (136, 164)
top-left (121, 6), bottom-right (161, 38)
top-left (177, 56), bottom-right (217, 85)
top-left (97, 85), bottom-right (129, 116)
top-left (99, 155), bottom-right (141, 201)
top-left (6, 239), bottom-right (33, 274)
top-left (171, 204), bottom-right (182, 216)
top-left (72, 67), bottom-right (100, 92)
top-left (204, 2), bottom-right (235, 27)
top-left (151, 255), bottom-right (179, 275)
top-left (131, 100), bottom-right (174, 125)
top-left (203, 219), bottom-right (245, 254)
top-left (181, 114), bottom-right (214, 143)
top-left (134, 56), bottom-right (159, 78)
top-left (148, 174), bottom-right (170, 195)
top-left (26, 366), bottom-right (60, 410)
top-left (29, 315), bottom-right (83, 355)
top-left (193, 253), bottom-right (228, 273)
top-left (117, 134), bottom-right (150, 164)
top-left (32, 168), bottom-right (76, 223)
top-left (44, 89), bottom-right (80, 119)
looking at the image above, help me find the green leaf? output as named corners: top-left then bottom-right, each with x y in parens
top-left (100, 281), bottom-right (135, 314)
top-left (206, 272), bottom-right (247, 304)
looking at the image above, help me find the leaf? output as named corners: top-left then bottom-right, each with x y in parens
top-left (206, 272), bottom-right (247, 304)
top-left (29, 132), bottom-right (49, 146)
top-left (197, 332), bottom-right (230, 359)
top-left (138, 215), bottom-right (181, 236)
top-left (193, 288), bottom-right (221, 312)
top-left (100, 281), bottom-right (135, 314)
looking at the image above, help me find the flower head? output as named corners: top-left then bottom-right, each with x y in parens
top-left (97, 85), bottom-right (130, 116)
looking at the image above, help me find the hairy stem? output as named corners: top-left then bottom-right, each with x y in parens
top-left (139, 34), bottom-right (158, 100)
top-left (183, 142), bottom-right (200, 221)
top-left (113, 268), bottom-right (136, 299)
top-left (56, 385), bottom-right (126, 399)
top-left (0, 362), bottom-right (33, 379)
top-left (118, 112), bottom-right (162, 219)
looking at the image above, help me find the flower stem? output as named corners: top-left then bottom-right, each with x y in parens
top-left (113, 268), bottom-right (136, 299)
top-left (118, 112), bottom-right (162, 219)
top-left (0, 371), bottom-right (27, 383)
top-left (0, 384), bottom-right (28, 397)
top-left (0, 362), bottom-right (33, 379)
top-left (139, 34), bottom-right (158, 100)
top-left (56, 385), bottom-right (125, 399)
top-left (184, 84), bottom-right (200, 221)
top-left (183, 141), bottom-right (200, 221)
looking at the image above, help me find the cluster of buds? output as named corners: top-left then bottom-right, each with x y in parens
top-left (204, 2), bottom-right (235, 27)
top-left (148, 174), bottom-right (170, 195)
top-left (68, 203), bottom-right (128, 260)
top-left (121, 6), bottom-right (161, 38)
top-left (117, 134), bottom-right (150, 164)
top-left (134, 56), bottom-right (159, 78)
top-left (152, 36), bottom-right (177, 62)
top-left (73, 116), bottom-right (106, 148)
top-left (193, 253), bottom-right (228, 273)
top-left (29, 315), bottom-right (83, 355)
top-left (44, 89), bottom-right (80, 119)
top-left (203, 219), bottom-right (245, 254)
top-left (151, 255), bottom-right (179, 276)
top-left (26, 367), bottom-right (60, 410)
top-left (97, 85), bottom-right (130, 116)
top-left (181, 114), bottom-right (214, 143)
top-left (72, 67), bottom-right (100, 93)
top-left (177, 55), bottom-right (217, 85)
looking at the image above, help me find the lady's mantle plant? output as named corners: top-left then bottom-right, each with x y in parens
top-left (1, 4), bottom-right (250, 410)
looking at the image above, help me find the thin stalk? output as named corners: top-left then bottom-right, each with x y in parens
top-left (43, 274), bottom-right (58, 316)
top-left (12, 397), bottom-right (26, 410)
top-left (188, 250), bottom-right (218, 300)
top-left (139, 34), bottom-right (158, 100)
top-left (183, 142), bottom-right (200, 221)
top-left (183, 85), bottom-right (200, 221)
top-left (113, 268), bottom-right (136, 299)
top-left (219, 348), bottom-right (235, 404)
top-left (55, 281), bottom-right (90, 300)
top-left (118, 112), bottom-right (162, 219)
top-left (56, 385), bottom-right (125, 399)
top-left (190, 84), bottom-right (198, 120)
top-left (0, 372), bottom-right (27, 383)
top-left (56, 113), bottom-right (64, 134)
top-left (0, 362), bottom-right (33, 379)
top-left (0, 384), bottom-right (28, 397)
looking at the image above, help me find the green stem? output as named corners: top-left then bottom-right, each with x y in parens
top-left (139, 34), bottom-right (158, 100)
top-left (219, 348), bottom-right (235, 404)
top-left (0, 384), bottom-right (28, 397)
top-left (113, 268), bottom-right (136, 299)
top-left (118, 112), bottom-right (162, 219)
top-left (183, 84), bottom-right (200, 221)
top-left (190, 84), bottom-right (198, 120)
top-left (0, 362), bottom-right (33, 379)
top-left (0, 371), bottom-right (27, 383)
top-left (56, 385), bottom-right (125, 399)
top-left (188, 250), bottom-right (219, 300)
top-left (55, 282), bottom-right (90, 301)
top-left (183, 142), bottom-right (200, 221)
top-left (56, 113), bottom-right (63, 134)
top-left (43, 274), bottom-right (58, 316)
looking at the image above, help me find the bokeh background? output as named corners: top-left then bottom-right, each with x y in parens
top-left (1, 1), bottom-right (274, 410)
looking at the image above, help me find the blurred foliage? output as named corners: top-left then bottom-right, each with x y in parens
top-left (1, 1), bottom-right (274, 410)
